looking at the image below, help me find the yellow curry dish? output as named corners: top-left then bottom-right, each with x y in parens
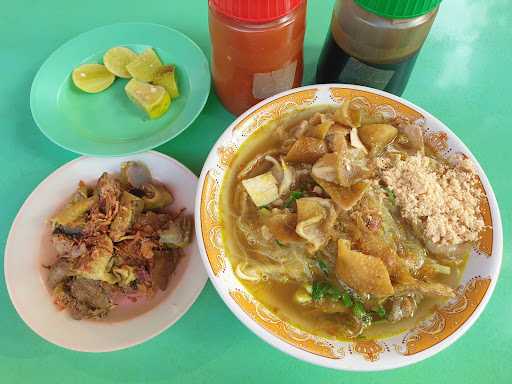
top-left (46, 161), bottom-right (192, 320)
top-left (221, 101), bottom-right (485, 340)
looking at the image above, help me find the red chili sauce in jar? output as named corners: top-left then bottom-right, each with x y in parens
top-left (209, 0), bottom-right (307, 115)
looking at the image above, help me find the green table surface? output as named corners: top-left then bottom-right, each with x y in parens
top-left (1, 0), bottom-right (510, 382)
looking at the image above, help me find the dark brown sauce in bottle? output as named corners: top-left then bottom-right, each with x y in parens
top-left (316, 32), bottom-right (420, 96)
top-left (315, 0), bottom-right (438, 96)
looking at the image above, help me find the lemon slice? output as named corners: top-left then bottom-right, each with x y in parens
top-left (152, 65), bottom-right (180, 99)
top-left (126, 48), bottom-right (163, 82)
top-left (125, 79), bottom-right (170, 119)
top-left (72, 64), bottom-right (115, 93)
top-left (103, 46), bottom-right (137, 78)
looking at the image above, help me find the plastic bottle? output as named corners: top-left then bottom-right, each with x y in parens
top-left (316, 0), bottom-right (441, 95)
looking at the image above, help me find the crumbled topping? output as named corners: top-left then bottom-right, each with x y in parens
top-left (448, 152), bottom-right (476, 173)
top-left (378, 154), bottom-right (484, 245)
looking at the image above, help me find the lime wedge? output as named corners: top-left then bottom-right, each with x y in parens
top-left (126, 48), bottom-right (163, 82)
top-left (72, 64), bottom-right (115, 93)
top-left (103, 46), bottom-right (137, 78)
top-left (152, 65), bottom-right (180, 99)
top-left (125, 79), bottom-right (170, 119)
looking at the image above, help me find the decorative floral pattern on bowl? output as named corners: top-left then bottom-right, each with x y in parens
top-left (195, 85), bottom-right (503, 370)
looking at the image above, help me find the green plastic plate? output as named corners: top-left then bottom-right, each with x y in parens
top-left (30, 23), bottom-right (210, 156)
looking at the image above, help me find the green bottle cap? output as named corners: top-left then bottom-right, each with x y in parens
top-left (354, 0), bottom-right (442, 19)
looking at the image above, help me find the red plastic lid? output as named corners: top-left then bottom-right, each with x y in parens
top-left (209, 0), bottom-right (304, 23)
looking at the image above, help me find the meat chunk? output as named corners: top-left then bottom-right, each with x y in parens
top-left (69, 278), bottom-right (112, 311)
top-left (357, 124), bottom-right (398, 155)
top-left (51, 234), bottom-right (86, 258)
top-left (306, 120), bottom-right (334, 140)
top-left (262, 210), bottom-right (302, 244)
top-left (285, 137), bottom-right (327, 164)
top-left (337, 148), bottom-right (371, 187)
top-left (295, 197), bottom-right (337, 253)
top-left (386, 295), bottom-right (419, 323)
top-left (151, 249), bottom-right (181, 291)
top-left (325, 124), bottom-right (350, 153)
top-left (237, 150), bottom-right (278, 180)
top-left (265, 156), bottom-right (295, 197)
top-left (312, 153), bottom-right (338, 183)
top-left (397, 121), bottom-right (424, 154)
top-left (349, 128), bottom-right (368, 154)
top-left (52, 278), bottom-right (113, 320)
top-left (47, 258), bottom-right (74, 289)
top-left (133, 211), bottom-right (173, 235)
top-left (313, 176), bottom-right (368, 211)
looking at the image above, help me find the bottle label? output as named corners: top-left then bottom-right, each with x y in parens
top-left (338, 57), bottom-right (394, 90)
top-left (252, 61), bottom-right (297, 100)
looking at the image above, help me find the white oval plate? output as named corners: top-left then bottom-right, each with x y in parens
top-left (5, 151), bottom-right (207, 352)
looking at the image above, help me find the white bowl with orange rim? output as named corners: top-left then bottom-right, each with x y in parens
top-left (194, 84), bottom-right (503, 370)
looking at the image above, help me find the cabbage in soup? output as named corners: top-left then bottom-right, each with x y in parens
top-left (221, 101), bottom-right (484, 340)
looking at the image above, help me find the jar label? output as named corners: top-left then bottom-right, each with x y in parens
top-left (338, 57), bottom-right (394, 90)
top-left (252, 61), bottom-right (297, 100)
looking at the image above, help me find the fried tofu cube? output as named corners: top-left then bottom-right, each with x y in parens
top-left (242, 172), bottom-right (279, 207)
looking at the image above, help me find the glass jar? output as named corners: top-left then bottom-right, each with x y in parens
top-left (316, 0), bottom-right (440, 95)
top-left (209, 0), bottom-right (307, 116)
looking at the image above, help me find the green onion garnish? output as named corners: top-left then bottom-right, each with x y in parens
top-left (317, 259), bottom-right (329, 276)
top-left (375, 305), bottom-right (386, 319)
top-left (275, 239), bottom-right (286, 248)
top-left (312, 281), bottom-right (342, 301)
top-left (284, 190), bottom-right (304, 208)
top-left (353, 301), bottom-right (372, 326)
top-left (341, 291), bottom-right (353, 307)
top-left (384, 187), bottom-right (396, 204)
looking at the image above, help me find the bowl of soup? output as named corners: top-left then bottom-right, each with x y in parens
top-left (195, 84), bottom-right (502, 370)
